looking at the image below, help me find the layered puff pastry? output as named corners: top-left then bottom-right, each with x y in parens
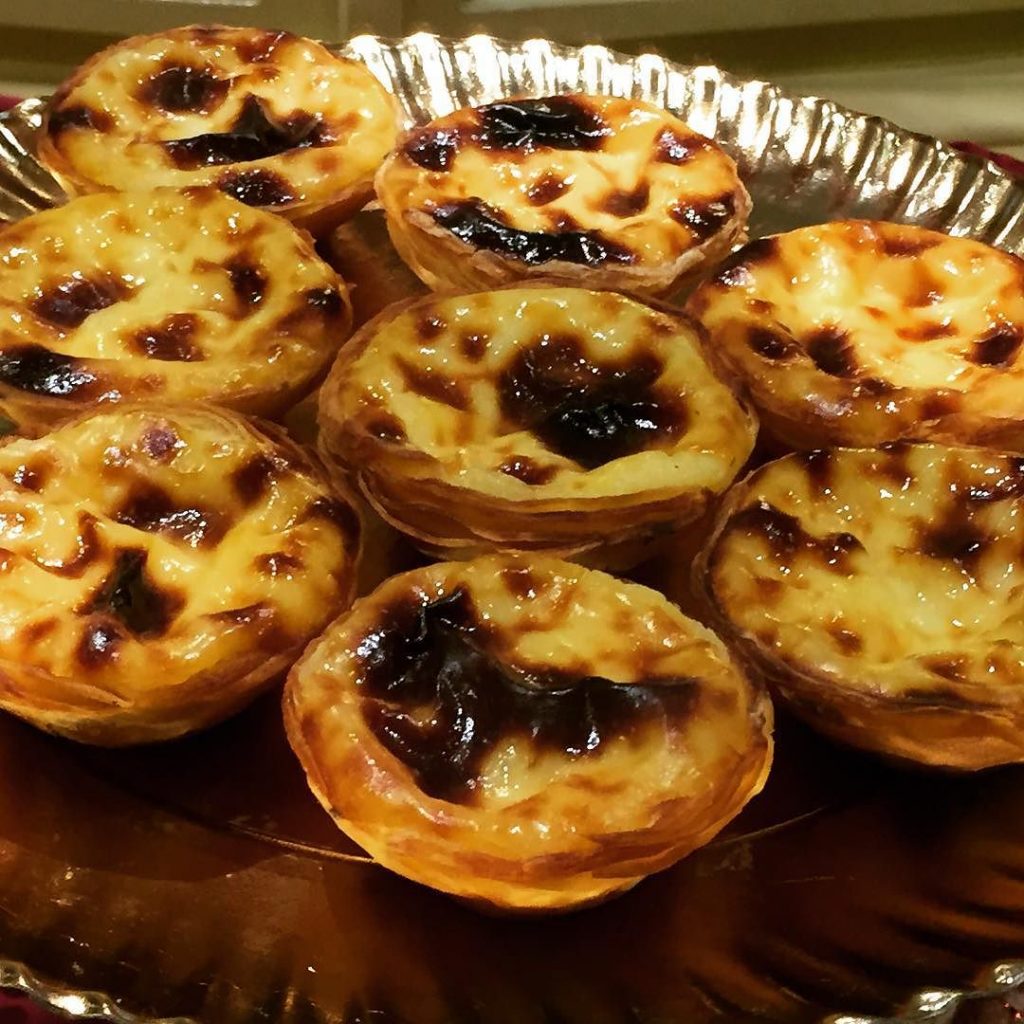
top-left (284, 554), bottom-right (773, 911)
top-left (375, 94), bottom-right (750, 296)
top-left (317, 285), bottom-right (757, 565)
top-left (0, 188), bottom-right (350, 435)
top-left (39, 24), bottom-right (399, 232)
top-left (688, 220), bottom-right (1024, 450)
top-left (698, 442), bottom-right (1024, 770)
top-left (0, 404), bottom-right (360, 745)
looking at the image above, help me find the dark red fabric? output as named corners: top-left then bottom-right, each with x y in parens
top-left (0, 96), bottom-right (20, 112)
top-left (0, 992), bottom-right (60, 1022)
top-left (951, 140), bottom-right (1024, 178)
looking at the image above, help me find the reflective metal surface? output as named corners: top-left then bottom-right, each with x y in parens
top-left (1, 31), bottom-right (1024, 1024)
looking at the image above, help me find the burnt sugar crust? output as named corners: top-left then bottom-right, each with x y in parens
top-left (284, 553), bottom-right (773, 911)
top-left (698, 442), bottom-right (1024, 769)
top-left (316, 284), bottom-right (757, 565)
top-left (0, 404), bottom-right (361, 745)
top-left (375, 94), bottom-right (750, 296)
top-left (0, 188), bottom-right (351, 435)
top-left (39, 24), bottom-right (400, 233)
top-left (688, 220), bottom-right (1024, 450)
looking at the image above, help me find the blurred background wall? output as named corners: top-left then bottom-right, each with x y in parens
top-left (0, 0), bottom-right (1021, 154)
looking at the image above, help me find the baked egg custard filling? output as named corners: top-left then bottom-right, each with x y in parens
top-left (700, 442), bottom-right (1024, 768)
top-left (318, 286), bottom-right (756, 560)
top-left (285, 554), bottom-right (772, 910)
top-left (688, 220), bottom-right (1024, 449)
top-left (39, 25), bottom-right (399, 229)
top-left (0, 188), bottom-right (350, 434)
top-left (375, 94), bottom-right (750, 295)
top-left (0, 405), bottom-right (360, 745)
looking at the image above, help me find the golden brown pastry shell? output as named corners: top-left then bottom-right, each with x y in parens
top-left (374, 93), bottom-right (751, 298)
top-left (284, 554), bottom-right (773, 910)
top-left (0, 403), bottom-right (361, 745)
top-left (687, 220), bottom-right (1024, 451)
top-left (318, 284), bottom-right (756, 566)
top-left (38, 25), bottom-right (400, 236)
top-left (0, 188), bottom-right (352, 435)
top-left (695, 443), bottom-right (1024, 770)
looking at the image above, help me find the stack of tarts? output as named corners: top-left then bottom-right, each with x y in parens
top-left (4, 19), bottom-right (1023, 919)
top-left (690, 219), bottom-right (1024, 772)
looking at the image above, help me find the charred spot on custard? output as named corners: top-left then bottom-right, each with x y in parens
top-left (116, 483), bottom-right (223, 547)
top-left (10, 461), bottom-right (47, 491)
top-left (898, 321), bottom-right (955, 342)
top-left (654, 127), bottom-right (707, 165)
top-left (969, 324), bottom-right (1023, 367)
top-left (217, 168), bottom-right (296, 207)
top-left (459, 331), bottom-right (489, 361)
top-left (232, 453), bottom-right (276, 504)
top-left (304, 287), bottom-right (344, 320)
top-left (806, 327), bottom-right (857, 378)
top-left (140, 425), bottom-right (182, 463)
top-left (365, 412), bottom-right (406, 443)
top-left (801, 449), bottom-right (834, 494)
top-left (47, 105), bottom-right (113, 135)
top-left (601, 182), bottom-right (651, 218)
top-left (475, 97), bottom-right (609, 154)
top-left (403, 128), bottom-right (461, 172)
top-left (669, 193), bottom-right (735, 241)
top-left (921, 392), bottom-right (960, 421)
top-left (226, 258), bottom-right (267, 309)
top-left (499, 337), bottom-right (687, 469)
top-left (879, 233), bottom-right (941, 258)
top-left (747, 325), bottom-right (796, 361)
top-left (498, 456), bottom-right (557, 485)
top-left (0, 345), bottom-right (99, 399)
top-left (395, 355), bottom-right (468, 411)
top-left (526, 172), bottom-right (570, 206)
top-left (432, 199), bottom-right (636, 267)
top-left (300, 496), bottom-right (361, 545)
top-left (31, 274), bottom-right (129, 329)
top-left (132, 313), bottom-right (204, 362)
top-left (164, 94), bottom-right (323, 169)
top-left (827, 624), bottom-right (863, 655)
top-left (80, 548), bottom-right (184, 637)
top-left (920, 516), bottom-right (988, 570)
top-left (731, 500), bottom-right (864, 571)
top-left (139, 64), bottom-right (229, 113)
top-left (356, 587), bottom-right (700, 804)
top-left (415, 313), bottom-right (447, 340)
top-left (921, 654), bottom-right (969, 681)
top-left (77, 620), bottom-right (126, 668)
top-left (500, 565), bottom-right (541, 601)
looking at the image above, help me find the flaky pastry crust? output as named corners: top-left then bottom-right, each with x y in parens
top-left (39, 24), bottom-right (399, 233)
top-left (0, 187), bottom-right (351, 435)
top-left (375, 94), bottom-right (750, 297)
top-left (698, 442), bottom-right (1024, 769)
top-left (0, 404), bottom-right (360, 745)
top-left (285, 554), bottom-right (772, 910)
top-left (317, 284), bottom-right (756, 564)
top-left (688, 220), bottom-right (1024, 449)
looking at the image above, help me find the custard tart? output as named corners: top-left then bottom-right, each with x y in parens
top-left (0, 404), bottom-right (360, 745)
top-left (688, 220), bottom-right (1024, 450)
top-left (284, 553), bottom-right (772, 910)
top-left (0, 188), bottom-right (350, 435)
top-left (375, 94), bottom-right (750, 296)
top-left (317, 285), bottom-right (757, 564)
top-left (699, 442), bottom-right (1024, 769)
top-left (39, 24), bottom-right (399, 232)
